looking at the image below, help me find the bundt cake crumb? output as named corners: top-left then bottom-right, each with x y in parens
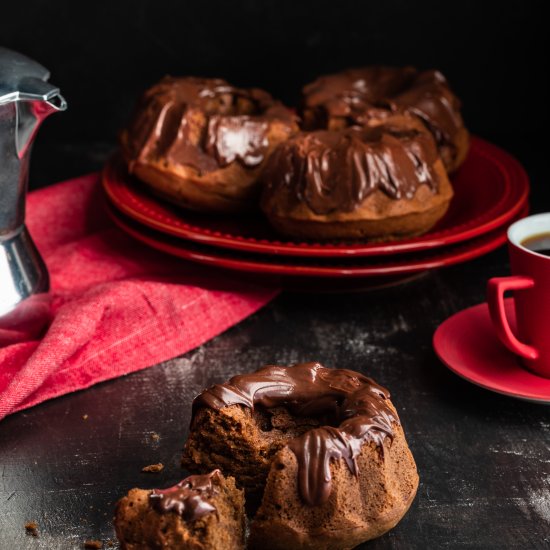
top-left (24, 521), bottom-right (39, 537)
top-left (83, 540), bottom-right (103, 549)
top-left (141, 463), bottom-right (164, 473)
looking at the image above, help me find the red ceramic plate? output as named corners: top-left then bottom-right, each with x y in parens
top-left (108, 205), bottom-right (528, 279)
top-left (103, 137), bottom-right (529, 258)
top-left (434, 299), bottom-right (550, 403)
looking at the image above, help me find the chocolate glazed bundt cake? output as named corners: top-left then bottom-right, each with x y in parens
top-left (120, 76), bottom-right (298, 213)
top-left (260, 115), bottom-right (453, 240)
top-left (182, 362), bottom-right (419, 550)
top-left (114, 470), bottom-right (245, 550)
top-left (301, 66), bottom-right (469, 173)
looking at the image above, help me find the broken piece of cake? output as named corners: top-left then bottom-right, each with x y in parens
top-left (114, 470), bottom-right (245, 550)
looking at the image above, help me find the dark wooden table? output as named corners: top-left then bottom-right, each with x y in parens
top-left (1, 146), bottom-right (549, 549)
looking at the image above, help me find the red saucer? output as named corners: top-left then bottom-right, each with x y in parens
top-left (433, 299), bottom-right (550, 403)
top-left (108, 205), bottom-right (527, 279)
top-left (103, 137), bottom-right (529, 258)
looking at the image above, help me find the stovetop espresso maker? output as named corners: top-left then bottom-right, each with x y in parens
top-left (0, 47), bottom-right (67, 319)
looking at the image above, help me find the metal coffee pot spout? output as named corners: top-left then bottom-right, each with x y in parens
top-left (0, 47), bottom-right (67, 318)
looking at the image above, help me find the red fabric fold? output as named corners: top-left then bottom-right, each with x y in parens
top-left (0, 174), bottom-right (278, 420)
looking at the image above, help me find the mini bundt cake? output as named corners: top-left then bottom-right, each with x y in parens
top-left (260, 115), bottom-right (453, 241)
top-left (120, 76), bottom-right (298, 213)
top-left (182, 362), bottom-right (419, 550)
top-left (301, 66), bottom-right (469, 172)
top-left (114, 470), bottom-right (245, 550)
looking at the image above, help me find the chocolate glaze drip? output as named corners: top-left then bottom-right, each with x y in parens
top-left (149, 470), bottom-right (220, 521)
top-left (261, 122), bottom-right (440, 215)
top-left (123, 76), bottom-right (295, 175)
top-left (193, 363), bottom-right (397, 506)
top-left (302, 67), bottom-right (463, 151)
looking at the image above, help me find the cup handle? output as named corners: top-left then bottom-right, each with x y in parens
top-left (487, 276), bottom-right (539, 360)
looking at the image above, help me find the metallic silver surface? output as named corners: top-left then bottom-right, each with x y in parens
top-left (0, 227), bottom-right (49, 317)
top-left (0, 47), bottom-right (66, 319)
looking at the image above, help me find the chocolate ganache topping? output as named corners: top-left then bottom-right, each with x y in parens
top-left (149, 470), bottom-right (221, 521)
top-left (261, 121), bottom-right (441, 215)
top-left (193, 362), bottom-right (398, 506)
top-left (302, 67), bottom-right (464, 151)
top-left (122, 76), bottom-right (296, 175)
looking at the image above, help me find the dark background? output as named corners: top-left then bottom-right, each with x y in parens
top-left (2, 3), bottom-right (550, 549)
top-left (0, 0), bottom-right (547, 189)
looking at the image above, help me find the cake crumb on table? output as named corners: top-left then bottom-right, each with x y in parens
top-left (24, 522), bottom-right (38, 536)
top-left (141, 462), bottom-right (164, 473)
top-left (84, 540), bottom-right (102, 549)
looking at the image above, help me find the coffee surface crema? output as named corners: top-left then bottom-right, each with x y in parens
top-left (521, 232), bottom-right (550, 257)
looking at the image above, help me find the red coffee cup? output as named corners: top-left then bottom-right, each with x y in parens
top-left (487, 213), bottom-right (550, 378)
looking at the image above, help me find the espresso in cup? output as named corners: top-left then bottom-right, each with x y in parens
top-left (521, 232), bottom-right (550, 256)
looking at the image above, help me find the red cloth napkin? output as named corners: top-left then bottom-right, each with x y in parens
top-left (0, 174), bottom-right (278, 421)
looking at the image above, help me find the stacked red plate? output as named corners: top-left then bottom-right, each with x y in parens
top-left (103, 137), bottom-right (529, 287)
